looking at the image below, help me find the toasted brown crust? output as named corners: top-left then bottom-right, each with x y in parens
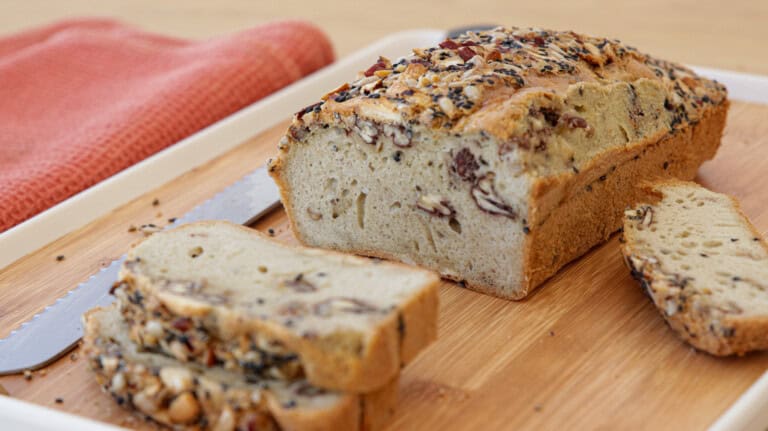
top-left (83, 307), bottom-right (399, 430)
top-left (118, 222), bottom-right (439, 392)
top-left (620, 180), bottom-right (768, 356)
top-left (283, 27), bottom-right (726, 151)
top-left (522, 103), bottom-right (728, 297)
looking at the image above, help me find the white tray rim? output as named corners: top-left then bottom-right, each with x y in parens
top-left (1, 28), bottom-right (768, 431)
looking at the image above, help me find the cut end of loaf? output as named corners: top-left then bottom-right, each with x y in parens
top-left (116, 221), bottom-right (438, 392)
top-left (621, 180), bottom-right (768, 356)
top-left (82, 306), bottom-right (399, 431)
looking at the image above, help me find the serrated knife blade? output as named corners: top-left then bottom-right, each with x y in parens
top-left (0, 166), bottom-right (280, 375)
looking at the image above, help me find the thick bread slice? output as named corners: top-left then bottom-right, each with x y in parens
top-left (269, 26), bottom-right (728, 300)
top-left (84, 306), bottom-right (398, 431)
top-left (621, 181), bottom-right (768, 355)
top-left (115, 221), bottom-right (439, 392)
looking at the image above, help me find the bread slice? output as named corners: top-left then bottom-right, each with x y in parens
top-left (114, 221), bottom-right (439, 392)
top-left (83, 306), bottom-right (398, 431)
top-left (621, 181), bottom-right (768, 355)
top-left (268, 26), bottom-right (728, 300)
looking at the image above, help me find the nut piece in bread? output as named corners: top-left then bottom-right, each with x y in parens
top-left (621, 181), bottom-right (768, 356)
top-left (83, 306), bottom-right (398, 431)
top-left (269, 26), bottom-right (728, 299)
top-left (115, 221), bottom-right (439, 392)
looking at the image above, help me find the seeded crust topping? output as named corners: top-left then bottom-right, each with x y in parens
top-left (290, 26), bottom-right (726, 143)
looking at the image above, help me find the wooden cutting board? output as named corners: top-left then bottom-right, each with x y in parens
top-left (1, 100), bottom-right (767, 430)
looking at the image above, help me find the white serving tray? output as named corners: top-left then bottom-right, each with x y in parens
top-left (1, 28), bottom-right (767, 431)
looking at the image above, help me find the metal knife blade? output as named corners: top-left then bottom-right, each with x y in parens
top-left (0, 166), bottom-right (280, 375)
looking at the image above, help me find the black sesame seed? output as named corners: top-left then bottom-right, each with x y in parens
top-left (523, 226), bottom-right (530, 234)
top-left (55, 398), bottom-right (63, 404)
top-left (393, 151), bottom-right (403, 162)
top-left (152, 198), bottom-right (160, 206)
top-left (267, 228), bottom-right (275, 236)
top-left (732, 276), bottom-right (741, 282)
top-left (731, 238), bottom-right (738, 242)
top-left (663, 161), bottom-right (669, 170)
top-left (56, 255), bottom-right (65, 262)
top-left (599, 175), bottom-right (607, 182)
top-left (700, 253), bottom-right (708, 258)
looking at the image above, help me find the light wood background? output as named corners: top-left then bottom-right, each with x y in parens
top-left (2, 3), bottom-right (768, 430)
top-left (2, 0), bottom-right (768, 75)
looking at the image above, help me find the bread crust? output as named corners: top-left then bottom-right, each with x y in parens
top-left (83, 307), bottom-right (399, 431)
top-left (522, 103), bottom-right (728, 298)
top-left (117, 221), bottom-right (439, 392)
top-left (269, 27), bottom-right (729, 300)
top-left (620, 180), bottom-right (768, 356)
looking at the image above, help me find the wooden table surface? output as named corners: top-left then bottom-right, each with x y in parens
top-left (2, 3), bottom-right (768, 431)
top-left (2, 0), bottom-right (768, 76)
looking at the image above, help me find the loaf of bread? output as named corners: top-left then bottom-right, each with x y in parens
top-left (83, 306), bottom-right (398, 431)
top-left (114, 221), bottom-right (439, 392)
top-left (621, 181), bottom-right (768, 355)
top-left (268, 26), bottom-right (728, 299)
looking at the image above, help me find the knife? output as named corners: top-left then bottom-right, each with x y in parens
top-left (0, 166), bottom-right (280, 375)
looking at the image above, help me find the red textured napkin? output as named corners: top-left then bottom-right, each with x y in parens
top-left (0, 19), bottom-right (334, 232)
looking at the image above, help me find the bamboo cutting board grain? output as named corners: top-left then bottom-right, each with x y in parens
top-left (1, 101), bottom-right (768, 430)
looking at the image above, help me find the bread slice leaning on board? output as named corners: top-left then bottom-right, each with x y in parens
top-left (268, 26), bottom-right (728, 300)
top-left (113, 221), bottom-right (439, 392)
top-left (83, 306), bottom-right (398, 431)
top-left (621, 181), bottom-right (768, 356)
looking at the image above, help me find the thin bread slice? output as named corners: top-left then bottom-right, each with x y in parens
top-left (114, 221), bottom-right (439, 392)
top-left (83, 306), bottom-right (398, 431)
top-left (621, 180), bottom-right (768, 355)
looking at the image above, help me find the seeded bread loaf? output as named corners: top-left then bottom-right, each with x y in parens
top-left (83, 306), bottom-right (398, 431)
top-left (621, 181), bottom-right (768, 356)
top-left (114, 221), bottom-right (439, 392)
top-left (268, 26), bottom-right (728, 300)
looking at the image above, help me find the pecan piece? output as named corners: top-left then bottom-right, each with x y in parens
top-left (416, 195), bottom-right (456, 217)
top-left (364, 56), bottom-right (390, 77)
top-left (471, 174), bottom-right (518, 219)
top-left (457, 46), bottom-right (477, 62)
top-left (560, 113), bottom-right (589, 129)
top-left (171, 317), bottom-right (193, 332)
top-left (452, 148), bottom-right (479, 181)
top-left (382, 124), bottom-right (413, 148)
top-left (438, 40), bottom-right (459, 50)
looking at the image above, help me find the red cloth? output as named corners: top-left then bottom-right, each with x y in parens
top-left (0, 19), bottom-right (334, 232)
